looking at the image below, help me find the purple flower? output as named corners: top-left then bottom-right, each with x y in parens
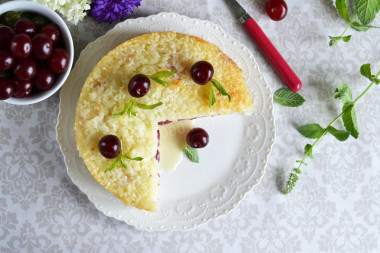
top-left (90, 0), bottom-right (142, 24)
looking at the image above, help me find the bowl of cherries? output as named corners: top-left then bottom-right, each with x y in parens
top-left (0, 1), bottom-right (73, 105)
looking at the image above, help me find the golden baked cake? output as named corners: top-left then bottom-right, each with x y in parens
top-left (74, 32), bottom-right (253, 211)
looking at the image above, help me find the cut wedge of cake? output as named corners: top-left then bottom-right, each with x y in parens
top-left (74, 32), bottom-right (254, 211)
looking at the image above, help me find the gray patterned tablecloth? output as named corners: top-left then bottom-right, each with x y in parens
top-left (1, 0), bottom-right (380, 252)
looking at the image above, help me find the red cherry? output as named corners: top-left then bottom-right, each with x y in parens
top-left (13, 57), bottom-right (37, 81)
top-left (33, 65), bottom-right (55, 91)
top-left (0, 77), bottom-right (14, 100)
top-left (32, 34), bottom-right (52, 60)
top-left (0, 26), bottom-right (15, 50)
top-left (265, 0), bottom-right (288, 21)
top-left (0, 50), bottom-right (14, 71)
top-left (99, 135), bottom-right (121, 159)
top-left (186, 128), bottom-right (209, 148)
top-left (41, 24), bottom-right (60, 45)
top-left (14, 19), bottom-right (37, 37)
top-left (190, 61), bottom-right (214, 85)
top-left (128, 74), bottom-right (151, 98)
top-left (10, 34), bottom-right (32, 59)
top-left (48, 48), bottom-right (69, 73)
top-left (13, 79), bottom-right (33, 98)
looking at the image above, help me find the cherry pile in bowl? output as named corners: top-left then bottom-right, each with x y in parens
top-left (0, 11), bottom-right (69, 100)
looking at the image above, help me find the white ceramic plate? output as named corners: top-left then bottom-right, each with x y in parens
top-left (56, 12), bottom-right (275, 231)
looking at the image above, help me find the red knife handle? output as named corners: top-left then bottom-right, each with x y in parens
top-left (242, 17), bottom-right (302, 92)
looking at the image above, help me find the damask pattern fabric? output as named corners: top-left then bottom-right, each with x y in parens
top-left (0, 0), bottom-right (379, 252)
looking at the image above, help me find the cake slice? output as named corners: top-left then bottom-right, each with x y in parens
top-left (74, 32), bottom-right (253, 211)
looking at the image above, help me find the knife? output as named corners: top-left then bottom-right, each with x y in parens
top-left (225, 0), bottom-right (302, 92)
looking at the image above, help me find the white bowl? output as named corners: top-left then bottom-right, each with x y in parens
top-left (0, 1), bottom-right (74, 105)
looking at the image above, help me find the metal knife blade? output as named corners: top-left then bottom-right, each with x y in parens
top-left (224, 0), bottom-right (251, 23)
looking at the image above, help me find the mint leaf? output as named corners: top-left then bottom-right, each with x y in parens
top-left (329, 36), bottom-right (342, 40)
top-left (342, 103), bottom-right (359, 138)
top-left (351, 22), bottom-right (380, 31)
top-left (150, 77), bottom-right (168, 86)
top-left (328, 36), bottom-right (341, 47)
top-left (129, 104), bottom-right (137, 117)
top-left (105, 156), bottom-right (120, 173)
top-left (355, 0), bottom-right (379, 25)
top-left (342, 35), bottom-right (351, 42)
top-left (112, 99), bottom-right (134, 118)
top-left (183, 145), bottom-right (199, 163)
top-left (326, 126), bottom-right (350, 141)
top-left (120, 157), bottom-right (128, 169)
top-left (104, 151), bottom-right (143, 173)
top-left (360, 63), bottom-right (372, 79)
top-left (124, 155), bottom-right (143, 161)
top-left (149, 69), bottom-right (177, 79)
top-left (148, 69), bottom-right (177, 86)
top-left (211, 79), bottom-right (231, 101)
top-left (329, 38), bottom-right (338, 47)
top-left (336, 0), bottom-right (351, 22)
top-left (209, 83), bottom-right (216, 108)
top-left (274, 88), bottom-right (305, 107)
top-left (334, 83), bottom-right (352, 104)
top-left (304, 144), bottom-right (314, 159)
top-left (136, 102), bottom-right (163, 110)
top-left (113, 99), bottom-right (163, 118)
top-left (359, 64), bottom-right (380, 83)
top-left (298, 124), bottom-right (325, 139)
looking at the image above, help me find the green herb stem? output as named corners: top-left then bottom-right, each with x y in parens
top-left (340, 21), bottom-right (352, 37)
top-left (353, 71), bottom-right (380, 103)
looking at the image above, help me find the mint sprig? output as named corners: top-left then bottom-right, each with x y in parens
top-left (147, 69), bottom-right (177, 86)
top-left (211, 79), bottom-right (231, 101)
top-left (283, 63), bottom-right (380, 194)
top-left (329, 0), bottom-right (380, 47)
top-left (355, 0), bottom-right (379, 25)
top-left (104, 148), bottom-right (143, 173)
top-left (207, 79), bottom-right (231, 108)
top-left (183, 145), bottom-right (199, 163)
top-left (112, 98), bottom-right (163, 118)
top-left (274, 88), bottom-right (305, 107)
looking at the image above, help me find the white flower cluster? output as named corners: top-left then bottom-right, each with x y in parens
top-left (32, 0), bottom-right (91, 24)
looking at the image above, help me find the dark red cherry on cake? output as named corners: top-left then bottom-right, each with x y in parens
top-left (48, 48), bottom-right (69, 73)
top-left (10, 34), bottom-right (32, 59)
top-left (99, 135), bottom-right (121, 159)
top-left (33, 66), bottom-right (55, 91)
top-left (190, 61), bottom-right (214, 85)
top-left (13, 57), bottom-right (36, 81)
top-left (0, 78), bottom-right (14, 100)
top-left (0, 26), bottom-right (15, 50)
top-left (32, 34), bottom-right (52, 59)
top-left (14, 19), bottom-right (37, 37)
top-left (0, 51), bottom-right (14, 71)
top-left (186, 128), bottom-right (209, 149)
top-left (128, 74), bottom-right (151, 98)
top-left (41, 24), bottom-right (60, 45)
top-left (13, 79), bottom-right (32, 98)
